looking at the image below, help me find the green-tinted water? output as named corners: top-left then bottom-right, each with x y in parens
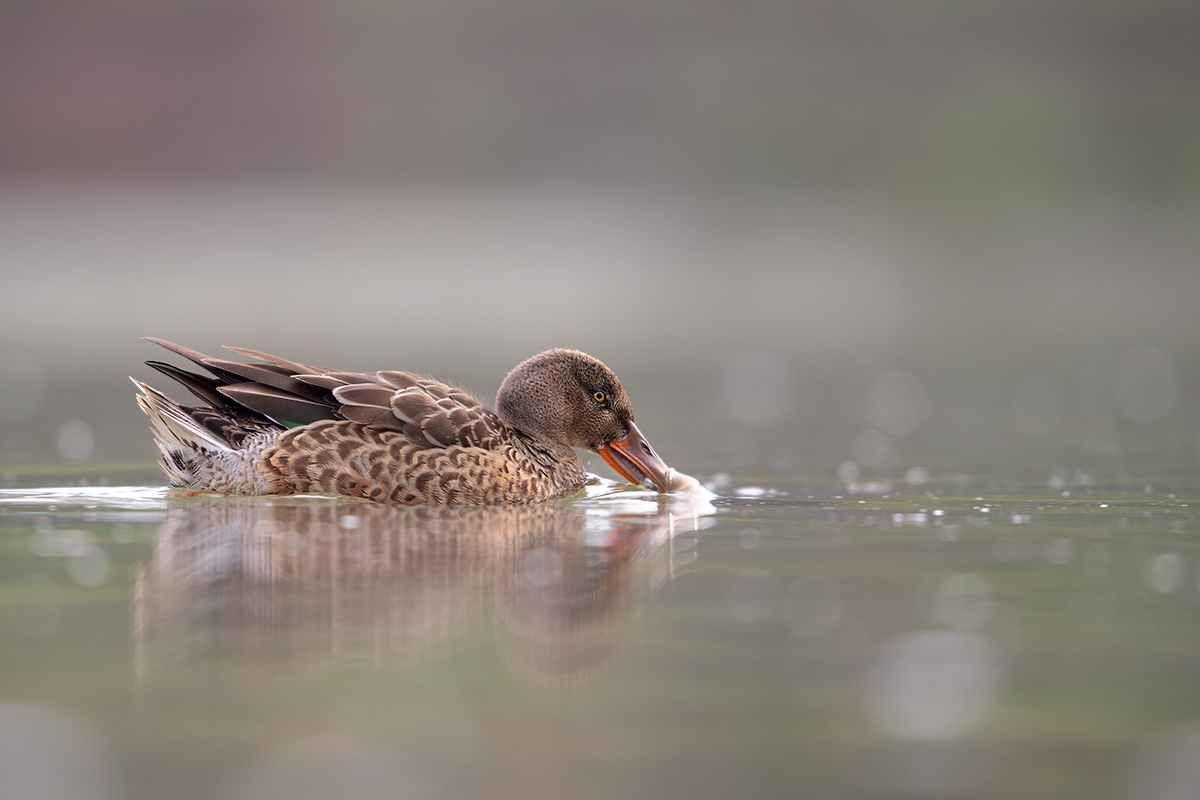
top-left (2, 477), bottom-right (1198, 799)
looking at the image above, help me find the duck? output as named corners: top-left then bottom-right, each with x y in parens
top-left (132, 338), bottom-right (677, 505)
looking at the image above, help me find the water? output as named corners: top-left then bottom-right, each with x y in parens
top-left (0, 185), bottom-right (1196, 799)
top-left (2, 474), bottom-right (1199, 800)
top-left (3, 1), bottom-right (1199, 793)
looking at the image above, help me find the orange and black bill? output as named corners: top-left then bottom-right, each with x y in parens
top-left (599, 422), bottom-right (672, 493)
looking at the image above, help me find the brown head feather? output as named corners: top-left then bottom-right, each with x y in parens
top-left (495, 349), bottom-right (634, 452)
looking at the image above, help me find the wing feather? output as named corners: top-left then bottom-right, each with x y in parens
top-left (216, 383), bottom-right (338, 426)
top-left (377, 371), bottom-right (421, 390)
top-left (143, 338), bottom-right (508, 451)
top-left (221, 345), bottom-right (320, 374)
top-left (333, 384), bottom-right (396, 408)
top-left (202, 357), bottom-right (330, 403)
top-left (340, 404), bottom-right (400, 427)
top-left (384, 383), bottom-right (505, 449)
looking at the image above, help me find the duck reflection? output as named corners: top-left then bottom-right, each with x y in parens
top-left (134, 490), bottom-right (713, 684)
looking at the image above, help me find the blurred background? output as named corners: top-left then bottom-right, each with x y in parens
top-left (1, 0), bottom-right (1198, 486)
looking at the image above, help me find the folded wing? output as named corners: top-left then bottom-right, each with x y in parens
top-left (144, 338), bottom-right (506, 450)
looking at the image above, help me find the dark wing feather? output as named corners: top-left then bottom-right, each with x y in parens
top-left (145, 339), bottom-right (342, 428)
top-left (144, 360), bottom-right (234, 409)
top-left (217, 384), bottom-right (339, 426)
top-left (144, 339), bottom-right (508, 449)
top-left (201, 358), bottom-right (331, 403)
top-left (144, 338), bottom-right (248, 386)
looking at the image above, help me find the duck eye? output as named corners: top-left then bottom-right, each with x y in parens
top-left (593, 392), bottom-right (606, 403)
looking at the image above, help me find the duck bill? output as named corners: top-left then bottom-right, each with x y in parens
top-left (599, 422), bottom-right (672, 493)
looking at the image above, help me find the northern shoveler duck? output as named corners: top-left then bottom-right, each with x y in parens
top-left (133, 339), bottom-right (678, 505)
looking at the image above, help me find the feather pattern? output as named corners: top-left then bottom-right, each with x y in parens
top-left (133, 339), bottom-right (603, 505)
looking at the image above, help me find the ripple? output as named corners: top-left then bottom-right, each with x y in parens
top-left (0, 486), bottom-right (169, 511)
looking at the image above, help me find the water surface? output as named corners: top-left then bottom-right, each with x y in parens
top-left (2, 476), bottom-right (1199, 799)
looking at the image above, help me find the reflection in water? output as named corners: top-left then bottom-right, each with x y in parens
top-left (134, 489), bottom-right (714, 685)
top-left (0, 701), bottom-right (117, 800)
top-left (867, 631), bottom-right (999, 742)
top-left (228, 735), bottom-right (433, 800)
top-left (1128, 720), bottom-right (1200, 800)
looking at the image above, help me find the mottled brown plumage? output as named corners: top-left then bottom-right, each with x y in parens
top-left (133, 339), bottom-right (675, 505)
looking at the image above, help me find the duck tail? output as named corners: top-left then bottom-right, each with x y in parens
top-left (132, 378), bottom-right (238, 485)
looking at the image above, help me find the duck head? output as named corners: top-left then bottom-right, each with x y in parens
top-left (496, 349), bottom-right (673, 492)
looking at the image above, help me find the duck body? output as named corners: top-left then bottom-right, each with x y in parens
top-left (134, 339), bottom-right (672, 505)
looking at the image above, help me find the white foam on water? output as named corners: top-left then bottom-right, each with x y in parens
top-left (0, 486), bottom-right (169, 510)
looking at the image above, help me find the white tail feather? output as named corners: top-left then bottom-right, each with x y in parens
top-left (131, 378), bottom-right (233, 455)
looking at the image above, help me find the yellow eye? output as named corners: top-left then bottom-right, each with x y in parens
top-left (593, 392), bottom-right (606, 403)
